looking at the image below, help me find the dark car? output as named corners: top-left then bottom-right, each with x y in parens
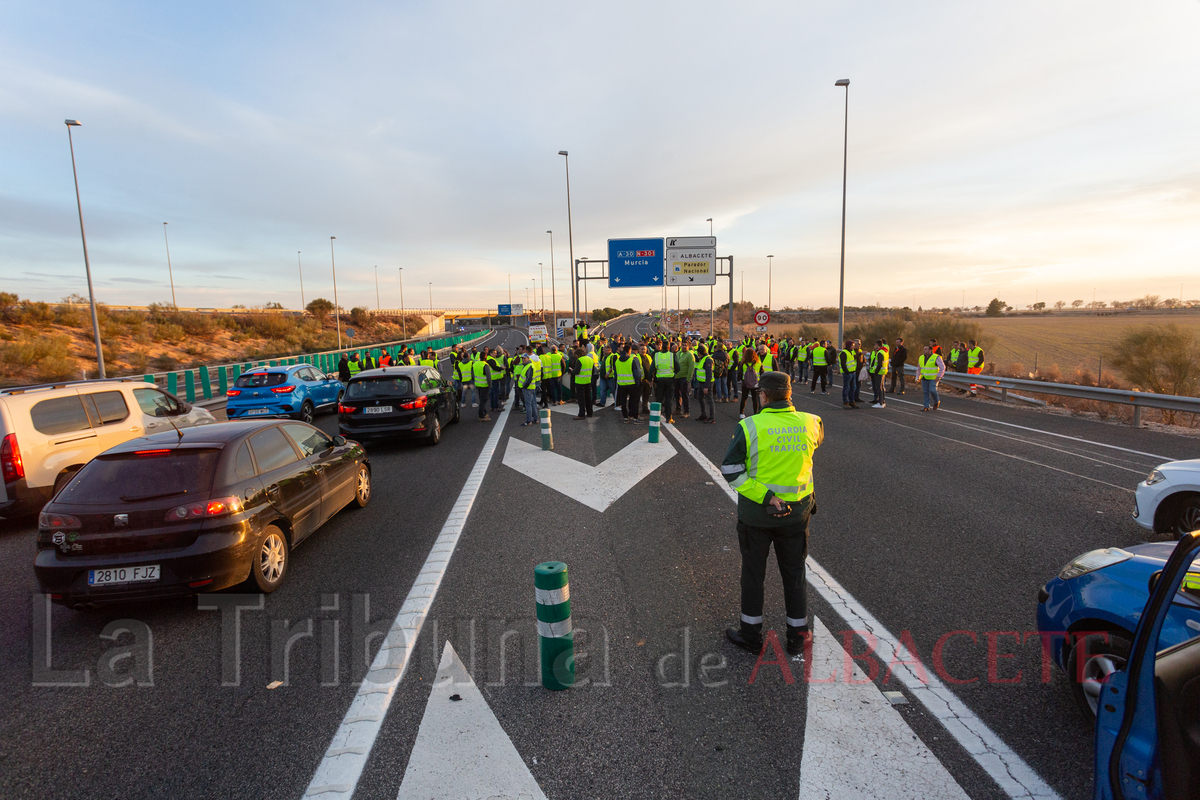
top-left (337, 366), bottom-right (459, 444)
top-left (35, 420), bottom-right (369, 608)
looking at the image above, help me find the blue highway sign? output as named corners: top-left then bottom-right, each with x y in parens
top-left (608, 238), bottom-right (664, 288)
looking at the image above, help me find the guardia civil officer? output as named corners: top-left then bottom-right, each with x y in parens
top-left (722, 372), bottom-right (824, 656)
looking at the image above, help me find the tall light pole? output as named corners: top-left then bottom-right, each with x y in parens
top-left (767, 254), bottom-right (774, 312)
top-left (330, 236), bottom-right (342, 350)
top-left (547, 230), bottom-right (557, 335)
top-left (64, 120), bottom-right (104, 378)
top-left (398, 267), bottom-right (406, 338)
top-left (557, 151), bottom-right (576, 323)
top-left (297, 251), bottom-right (305, 310)
top-left (162, 222), bottom-right (177, 308)
top-left (374, 266), bottom-right (380, 312)
top-left (706, 218), bottom-right (713, 235)
top-left (428, 282), bottom-right (433, 334)
top-left (538, 263), bottom-right (544, 312)
top-left (835, 78), bottom-right (851, 347)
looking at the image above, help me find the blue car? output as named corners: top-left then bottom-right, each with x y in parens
top-left (225, 365), bottom-right (343, 424)
top-left (1091, 532), bottom-right (1200, 800)
top-left (1037, 543), bottom-right (1200, 719)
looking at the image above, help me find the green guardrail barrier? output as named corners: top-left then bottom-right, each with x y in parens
top-left (143, 374), bottom-right (154, 384)
top-left (199, 366), bottom-right (212, 400)
top-left (184, 370), bottom-right (196, 403)
top-left (167, 372), bottom-right (178, 396)
top-left (218, 366), bottom-right (228, 395)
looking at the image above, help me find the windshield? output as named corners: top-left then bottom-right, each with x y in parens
top-left (58, 449), bottom-right (221, 505)
top-left (234, 372), bottom-right (288, 388)
top-left (345, 376), bottom-right (414, 400)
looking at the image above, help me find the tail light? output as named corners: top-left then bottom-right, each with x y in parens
top-left (134, 449), bottom-right (172, 457)
top-left (338, 404), bottom-right (357, 414)
top-left (165, 496), bottom-right (243, 522)
top-left (1, 433), bottom-right (23, 482)
top-left (400, 396), bottom-right (428, 410)
top-left (39, 511), bottom-right (81, 530)
top-left (226, 389), bottom-right (241, 397)
top-left (270, 385), bottom-right (296, 394)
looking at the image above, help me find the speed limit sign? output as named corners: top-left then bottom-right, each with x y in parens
top-left (754, 310), bottom-right (770, 326)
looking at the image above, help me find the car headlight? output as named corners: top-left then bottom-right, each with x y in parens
top-left (1058, 547), bottom-right (1133, 580)
top-left (1143, 469), bottom-right (1166, 486)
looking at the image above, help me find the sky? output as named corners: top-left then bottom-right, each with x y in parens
top-left (2, 1), bottom-right (1198, 316)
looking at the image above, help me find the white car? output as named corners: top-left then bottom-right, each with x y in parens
top-left (0, 378), bottom-right (216, 517)
top-left (1134, 459), bottom-right (1200, 539)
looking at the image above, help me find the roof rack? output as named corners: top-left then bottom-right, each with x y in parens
top-left (0, 377), bottom-right (140, 396)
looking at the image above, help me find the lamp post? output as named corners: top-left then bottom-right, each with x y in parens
top-left (706, 218), bottom-right (713, 235)
top-left (297, 251), bottom-right (305, 310)
top-left (64, 120), bottom-right (104, 378)
top-left (330, 237), bottom-right (342, 350)
top-left (375, 265), bottom-right (381, 312)
top-left (557, 151), bottom-right (575, 323)
top-left (428, 282), bottom-right (433, 334)
top-left (767, 254), bottom-right (774, 312)
top-left (162, 222), bottom-right (177, 308)
top-left (835, 78), bottom-right (850, 347)
top-left (508, 273), bottom-right (512, 324)
top-left (398, 267), bottom-right (405, 338)
top-left (547, 230), bottom-right (557, 335)
top-left (538, 263), bottom-right (544, 312)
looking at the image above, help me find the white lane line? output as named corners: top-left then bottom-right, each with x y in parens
top-left (661, 422), bottom-right (1062, 800)
top-left (799, 617), bottom-right (969, 800)
top-left (303, 402), bottom-right (514, 799)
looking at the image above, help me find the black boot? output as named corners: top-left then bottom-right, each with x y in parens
top-left (725, 621), bottom-right (764, 654)
top-left (786, 624), bottom-right (810, 656)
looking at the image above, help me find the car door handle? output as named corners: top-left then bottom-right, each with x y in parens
top-left (266, 485), bottom-right (281, 500)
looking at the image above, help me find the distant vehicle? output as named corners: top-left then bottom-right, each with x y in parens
top-left (1036, 542), bottom-right (1200, 719)
top-left (338, 366), bottom-right (458, 444)
top-left (225, 364), bottom-right (343, 424)
top-left (34, 420), bottom-right (369, 607)
top-left (1133, 459), bottom-right (1200, 539)
top-left (1, 379), bottom-right (216, 517)
top-left (1091, 532), bottom-right (1200, 800)
top-left (458, 326), bottom-right (466, 333)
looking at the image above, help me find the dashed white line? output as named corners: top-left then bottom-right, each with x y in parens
top-left (661, 421), bottom-right (1063, 800)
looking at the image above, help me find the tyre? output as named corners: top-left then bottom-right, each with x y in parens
top-left (251, 525), bottom-right (289, 593)
top-left (1170, 497), bottom-right (1200, 540)
top-left (1066, 630), bottom-right (1131, 719)
top-left (351, 464), bottom-right (371, 509)
top-left (425, 413), bottom-right (442, 446)
top-left (297, 400), bottom-right (315, 424)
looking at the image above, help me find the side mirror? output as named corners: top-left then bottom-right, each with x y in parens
top-left (178, 402), bottom-right (191, 414)
top-left (333, 435), bottom-right (347, 447)
top-left (1149, 570), bottom-right (1161, 594)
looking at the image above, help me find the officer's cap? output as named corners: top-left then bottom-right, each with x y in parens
top-left (758, 371), bottom-right (790, 392)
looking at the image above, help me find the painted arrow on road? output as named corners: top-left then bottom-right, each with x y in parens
top-left (502, 434), bottom-right (676, 512)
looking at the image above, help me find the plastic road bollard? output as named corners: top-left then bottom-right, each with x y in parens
top-left (540, 408), bottom-right (553, 451)
top-left (535, 561), bottom-right (574, 691)
top-left (649, 402), bottom-right (661, 443)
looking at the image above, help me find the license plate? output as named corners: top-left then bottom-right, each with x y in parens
top-left (363, 406), bottom-right (393, 414)
top-left (247, 408), bottom-right (271, 415)
top-left (89, 565), bottom-right (160, 586)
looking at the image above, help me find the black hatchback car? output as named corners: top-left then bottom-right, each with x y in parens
top-left (338, 366), bottom-right (459, 444)
top-left (35, 420), bottom-right (369, 608)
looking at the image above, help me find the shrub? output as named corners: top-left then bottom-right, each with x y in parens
top-left (847, 315), bottom-right (909, 348)
top-left (1106, 324), bottom-right (1200, 399)
top-left (350, 307), bottom-right (370, 327)
top-left (0, 334), bottom-right (77, 385)
top-left (909, 315), bottom-right (989, 359)
top-left (152, 323), bottom-right (187, 343)
top-left (306, 298), bottom-right (334, 324)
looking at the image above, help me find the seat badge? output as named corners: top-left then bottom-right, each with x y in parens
top-left (114, 514), bottom-right (129, 527)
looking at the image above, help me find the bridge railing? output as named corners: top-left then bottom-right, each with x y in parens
top-left (904, 365), bottom-right (1200, 427)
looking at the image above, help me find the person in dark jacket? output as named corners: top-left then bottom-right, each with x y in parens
top-left (337, 354), bottom-right (352, 382)
top-left (888, 338), bottom-right (907, 394)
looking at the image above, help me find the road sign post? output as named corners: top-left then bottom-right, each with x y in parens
top-left (535, 561), bottom-right (574, 691)
top-left (665, 236), bottom-right (716, 286)
top-left (754, 310), bottom-right (770, 326)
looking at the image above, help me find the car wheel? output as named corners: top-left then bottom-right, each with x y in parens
top-left (297, 400), bottom-right (315, 424)
top-left (52, 467), bottom-right (81, 499)
top-left (251, 525), bottom-right (289, 593)
top-left (351, 464), bottom-right (371, 508)
top-left (1170, 497), bottom-right (1200, 540)
top-left (1067, 630), bottom-right (1131, 719)
top-left (426, 413), bottom-right (442, 446)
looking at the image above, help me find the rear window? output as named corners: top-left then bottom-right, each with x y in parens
top-left (31, 396), bottom-right (91, 435)
top-left (345, 376), bottom-right (413, 400)
top-left (83, 391), bottom-right (130, 425)
top-left (58, 449), bottom-right (221, 504)
top-left (234, 372), bottom-right (288, 388)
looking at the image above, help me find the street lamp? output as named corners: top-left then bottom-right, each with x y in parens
top-left (767, 255), bottom-right (774, 312)
top-left (428, 282), bottom-right (433, 334)
top-left (547, 230), bottom-right (557, 335)
top-left (398, 267), bottom-right (406, 338)
top-left (557, 151), bottom-right (575, 323)
top-left (297, 251), bottom-right (305, 310)
top-left (64, 119), bottom-right (104, 378)
top-left (835, 78), bottom-right (850, 347)
top-left (162, 222), bottom-right (177, 308)
top-left (706, 218), bottom-right (713, 236)
top-left (330, 237), bottom-right (342, 350)
top-left (538, 263), bottom-right (544, 312)
top-left (375, 266), bottom-right (380, 312)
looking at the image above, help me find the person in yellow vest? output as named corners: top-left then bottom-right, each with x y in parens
top-left (472, 347), bottom-right (493, 421)
top-left (614, 343), bottom-right (644, 422)
top-left (868, 339), bottom-right (889, 409)
top-left (966, 339), bottom-right (986, 395)
top-left (517, 352), bottom-right (538, 425)
top-left (419, 349), bottom-right (436, 369)
top-left (653, 342), bottom-right (679, 423)
top-left (548, 346), bottom-right (565, 405)
top-left (722, 372), bottom-right (824, 655)
top-left (918, 344), bottom-right (945, 411)
top-left (454, 351), bottom-right (472, 407)
top-left (809, 340), bottom-right (829, 394)
top-left (347, 352), bottom-right (363, 377)
top-left (569, 347), bottom-right (595, 419)
top-left (528, 345), bottom-right (544, 408)
top-left (694, 345), bottom-right (715, 423)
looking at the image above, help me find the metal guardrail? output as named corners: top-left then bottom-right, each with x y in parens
top-left (903, 365), bottom-right (1200, 426)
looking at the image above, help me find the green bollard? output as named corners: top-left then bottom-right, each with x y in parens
top-left (167, 372), bottom-right (178, 396)
top-left (540, 408), bottom-right (552, 450)
top-left (232, 364), bottom-right (241, 380)
top-left (649, 402), bottom-right (661, 443)
top-left (535, 561), bottom-right (574, 691)
top-left (143, 374), bottom-right (155, 384)
top-left (269, 360), bottom-right (277, 367)
top-left (218, 366), bottom-right (228, 396)
top-left (184, 370), bottom-right (196, 402)
top-left (199, 365), bottom-right (212, 399)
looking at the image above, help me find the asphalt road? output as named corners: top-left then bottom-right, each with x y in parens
top-left (0, 317), bottom-right (1193, 799)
